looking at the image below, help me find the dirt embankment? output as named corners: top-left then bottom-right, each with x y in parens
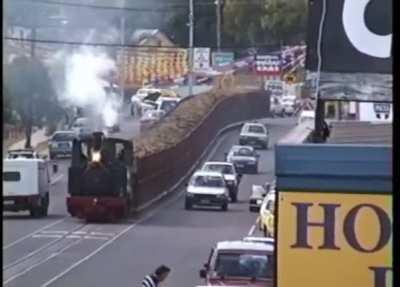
top-left (133, 86), bottom-right (254, 159)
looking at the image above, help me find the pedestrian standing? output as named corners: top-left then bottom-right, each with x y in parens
top-left (141, 265), bottom-right (171, 287)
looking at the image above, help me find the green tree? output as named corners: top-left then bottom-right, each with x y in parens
top-left (5, 56), bottom-right (61, 148)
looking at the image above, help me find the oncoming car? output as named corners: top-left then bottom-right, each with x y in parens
top-left (185, 171), bottom-right (230, 211)
top-left (48, 131), bottom-right (77, 159)
top-left (239, 122), bottom-right (269, 149)
top-left (226, 145), bottom-right (259, 174)
top-left (201, 161), bottom-right (241, 202)
top-left (200, 240), bottom-right (274, 286)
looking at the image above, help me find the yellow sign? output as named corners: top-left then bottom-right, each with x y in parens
top-left (277, 192), bottom-right (392, 287)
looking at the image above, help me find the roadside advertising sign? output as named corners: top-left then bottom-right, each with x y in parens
top-left (255, 54), bottom-right (281, 76)
top-left (277, 191), bottom-right (392, 287)
top-left (194, 48), bottom-right (211, 70)
top-left (212, 52), bottom-right (234, 67)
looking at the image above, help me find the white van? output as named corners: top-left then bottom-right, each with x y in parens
top-left (3, 158), bottom-right (50, 217)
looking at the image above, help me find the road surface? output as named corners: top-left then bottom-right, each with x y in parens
top-left (3, 117), bottom-right (296, 287)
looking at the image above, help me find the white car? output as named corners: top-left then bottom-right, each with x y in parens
top-left (156, 97), bottom-right (180, 114)
top-left (201, 161), bottom-right (241, 202)
top-left (71, 117), bottom-right (93, 138)
top-left (3, 156), bottom-right (50, 217)
top-left (264, 80), bottom-right (284, 96)
top-left (239, 122), bottom-right (269, 149)
top-left (185, 171), bottom-right (230, 211)
top-left (298, 110), bottom-right (315, 125)
top-left (131, 88), bottom-right (161, 102)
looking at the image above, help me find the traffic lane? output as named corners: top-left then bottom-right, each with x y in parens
top-left (3, 159), bottom-right (70, 247)
top-left (46, 118), bottom-right (295, 287)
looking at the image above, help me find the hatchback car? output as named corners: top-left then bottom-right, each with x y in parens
top-left (239, 123), bottom-right (269, 149)
top-left (226, 145), bottom-right (259, 174)
top-left (185, 171), bottom-right (230, 211)
top-left (48, 131), bottom-right (77, 159)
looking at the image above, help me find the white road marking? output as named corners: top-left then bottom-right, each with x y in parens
top-left (65, 235), bottom-right (82, 239)
top-left (32, 235), bottom-right (63, 239)
top-left (247, 217), bottom-right (261, 237)
top-left (50, 174), bottom-right (64, 185)
top-left (41, 231), bottom-right (69, 235)
top-left (83, 236), bottom-right (109, 240)
top-left (3, 219), bottom-right (66, 250)
top-left (89, 232), bottom-right (115, 237)
top-left (4, 239), bottom-right (83, 285)
top-left (41, 182), bottom-right (191, 287)
top-left (3, 238), bottom-right (60, 270)
top-left (72, 231), bottom-right (87, 235)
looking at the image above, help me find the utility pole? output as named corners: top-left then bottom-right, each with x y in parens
top-left (188, 0), bottom-right (194, 96)
top-left (30, 27), bottom-right (36, 58)
top-left (216, 0), bottom-right (222, 51)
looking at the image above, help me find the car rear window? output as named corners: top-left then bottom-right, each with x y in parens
top-left (233, 148), bottom-right (253, 156)
top-left (246, 125), bottom-right (264, 134)
top-left (3, 171), bottom-right (21, 181)
top-left (191, 175), bottom-right (224, 187)
top-left (215, 253), bottom-right (273, 279)
top-left (204, 164), bottom-right (234, 174)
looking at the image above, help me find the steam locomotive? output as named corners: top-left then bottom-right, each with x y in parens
top-left (66, 132), bottom-right (136, 221)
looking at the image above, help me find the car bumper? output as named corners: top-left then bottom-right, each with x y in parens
top-left (239, 137), bottom-right (268, 147)
top-left (186, 194), bottom-right (228, 206)
top-left (233, 162), bottom-right (257, 173)
top-left (49, 148), bottom-right (72, 155)
top-left (3, 195), bottom-right (40, 212)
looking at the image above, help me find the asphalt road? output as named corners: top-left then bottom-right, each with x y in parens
top-left (3, 117), bottom-right (296, 287)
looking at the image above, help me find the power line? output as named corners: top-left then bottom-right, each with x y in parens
top-left (4, 36), bottom-right (295, 49)
top-left (9, 0), bottom-right (262, 12)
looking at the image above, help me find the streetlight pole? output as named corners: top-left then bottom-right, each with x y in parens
top-left (188, 0), bottom-right (194, 97)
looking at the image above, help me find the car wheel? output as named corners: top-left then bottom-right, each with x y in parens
top-left (221, 202), bottom-right (228, 211)
top-left (185, 200), bottom-right (192, 210)
top-left (253, 166), bottom-right (258, 174)
top-left (30, 197), bottom-right (45, 218)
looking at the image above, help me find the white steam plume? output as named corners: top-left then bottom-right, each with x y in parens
top-left (61, 47), bottom-right (122, 131)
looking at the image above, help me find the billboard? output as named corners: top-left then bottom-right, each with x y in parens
top-left (277, 191), bottom-right (392, 287)
top-left (193, 48), bottom-right (211, 70)
top-left (359, 102), bottom-right (393, 122)
top-left (255, 54), bottom-right (281, 76)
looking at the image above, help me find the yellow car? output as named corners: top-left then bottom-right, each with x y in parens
top-left (259, 192), bottom-right (275, 237)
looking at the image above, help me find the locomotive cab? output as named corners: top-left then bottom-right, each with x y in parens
top-left (66, 132), bottom-right (136, 221)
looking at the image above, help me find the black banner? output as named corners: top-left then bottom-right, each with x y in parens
top-left (306, 0), bottom-right (392, 74)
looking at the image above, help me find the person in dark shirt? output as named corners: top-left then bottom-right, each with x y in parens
top-left (141, 265), bottom-right (171, 287)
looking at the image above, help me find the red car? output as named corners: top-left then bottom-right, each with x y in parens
top-left (199, 240), bottom-right (274, 286)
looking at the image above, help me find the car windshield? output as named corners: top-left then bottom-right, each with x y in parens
top-left (215, 253), bottom-right (273, 279)
top-left (247, 125), bottom-right (264, 134)
top-left (233, 148), bottom-right (253, 156)
top-left (191, 175), bottom-right (224, 187)
top-left (204, 164), bottom-right (234, 174)
top-left (160, 101), bottom-right (178, 112)
top-left (52, 133), bottom-right (75, 141)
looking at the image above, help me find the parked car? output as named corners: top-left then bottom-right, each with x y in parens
top-left (249, 182), bottom-right (271, 212)
top-left (3, 155), bottom-right (50, 217)
top-left (264, 79), bottom-right (284, 96)
top-left (185, 171), bottom-right (230, 211)
top-left (281, 99), bottom-right (295, 116)
top-left (201, 161), bottom-right (241, 202)
top-left (226, 145), bottom-right (259, 174)
top-left (48, 131), bottom-right (77, 159)
top-left (200, 240), bottom-right (274, 286)
top-left (239, 122), bottom-right (269, 149)
top-left (140, 110), bottom-right (166, 131)
top-left (259, 191), bottom-right (276, 237)
top-left (6, 149), bottom-right (42, 159)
